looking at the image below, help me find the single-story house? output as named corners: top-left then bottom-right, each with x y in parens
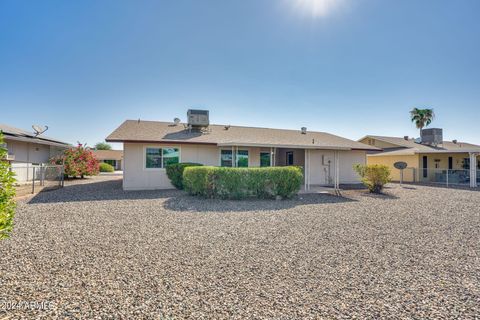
top-left (0, 123), bottom-right (70, 182)
top-left (106, 110), bottom-right (379, 191)
top-left (92, 150), bottom-right (124, 170)
top-left (359, 131), bottom-right (480, 188)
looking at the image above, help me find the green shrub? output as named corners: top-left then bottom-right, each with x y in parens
top-left (0, 132), bottom-right (16, 240)
top-left (99, 162), bottom-right (115, 172)
top-left (183, 166), bottom-right (303, 200)
top-left (166, 162), bottom-right (203, 189)
top-left (353, 164), bottom-right (391, 193)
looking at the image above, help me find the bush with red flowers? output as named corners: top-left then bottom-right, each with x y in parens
top-left (51, 144), bottom-right (99, 178)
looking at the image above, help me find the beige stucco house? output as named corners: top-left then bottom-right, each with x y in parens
top-left (1, 123), bottom-right (70, 182)
top-left (359, 134), bottom-right (480, 187)
top-left (106, 111), bottom-right (378, 191)
top-left (92, 150), bottom-right (124, 171)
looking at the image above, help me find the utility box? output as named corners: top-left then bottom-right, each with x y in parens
top-left (187, 109), bottom-right (209, 128)
top-left (421, 128), bottom-right (443, 145)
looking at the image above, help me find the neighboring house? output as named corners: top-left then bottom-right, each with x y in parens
top-left (359, 132), bottom-right (480, 187)
top-left (106, 110), bottom-right (378, 191)
top-left (0, 123), bottom-right (70, 182)
top-left (92, 150), bottom-right (124, 170)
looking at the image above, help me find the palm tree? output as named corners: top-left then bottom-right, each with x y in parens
top-left (410, 108), bottom-right (435, 138)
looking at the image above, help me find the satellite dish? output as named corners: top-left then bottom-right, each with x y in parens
top-left (32, 125), bottom-right (48, 136)
top-left (394, 161), bottom-right (408, 170)
top-left (173, 118), bottom-right (181, 125)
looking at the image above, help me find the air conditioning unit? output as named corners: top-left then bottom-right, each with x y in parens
top-left (187, 109), bottom-right (209, 128)
top-left (421, 128), bottom-right (443, 146)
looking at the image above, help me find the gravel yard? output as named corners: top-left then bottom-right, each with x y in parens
top-left (1, 176), bottom-right (479, 319)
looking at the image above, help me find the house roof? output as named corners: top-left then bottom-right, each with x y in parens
top-left (106, 120), bottom-right (379, 151)
top-left (0, 123), bottom-right (70, 148)
top-left (361, 135), bottom-right (480, 156)
top-left (92, 150), bottom-right (123, 161)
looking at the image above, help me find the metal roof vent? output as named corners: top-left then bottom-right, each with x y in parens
top-left (301, 127), bottom-right (307, 134)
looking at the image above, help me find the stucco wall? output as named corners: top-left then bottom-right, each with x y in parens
top-left (358, 137), bottom-right (401, 150)
top-left (307, 150), bottom-right (366, 185)
top-left (5, 139), bottom-right (52, 164)
top-left (123, 143), bottom-right (263, 190)
top-left (123, 143), bottom-right (367, 190)
top-left (367, 153), bottom-right (475, 182)
top-left (367, 154), bottom-right (419, 182)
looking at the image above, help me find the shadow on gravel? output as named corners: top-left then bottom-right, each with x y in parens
top-left (357, 191), bottom-right (399, 200)
top-left (28, 179), bottom-right (181, 204)
top-left (163, 193), bottom-right (357, 212)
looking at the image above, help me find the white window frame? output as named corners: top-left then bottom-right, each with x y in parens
top-left (143, 146), bottom-right (181, 171)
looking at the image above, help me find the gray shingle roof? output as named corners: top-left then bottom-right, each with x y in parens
top-left (106, 120), bottom-right (379, 151)
top-left (0, 123), bottom-right (70, 148)
top-left (363, 135), bottom-right (480, 155)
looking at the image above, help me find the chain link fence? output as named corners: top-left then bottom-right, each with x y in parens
top-left (11, 163), bottom-right (64, 195)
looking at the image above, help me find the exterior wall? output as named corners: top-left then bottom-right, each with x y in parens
top-left (5, 139), bottom-right (51, 164)
top-left (367, 152), bottom-right (476, 182)
top-left (275, 148), bottom-right (305, 167)
top-left (367, 154), bottom-right (419, 182)
top-left (359, 137), bottom-right (401, 149)
top-left (308, 150), bottom-right (366, 185)
top-left (417, 153), bottom-right (470, 182)
top-left (123, 143), bottom-right (367, 190)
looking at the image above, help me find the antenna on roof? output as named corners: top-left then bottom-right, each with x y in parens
top-left (32, 125), bottom-right (48, 136)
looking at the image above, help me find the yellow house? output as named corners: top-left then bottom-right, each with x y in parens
top-left (358, 135), bottom-right (480, 188)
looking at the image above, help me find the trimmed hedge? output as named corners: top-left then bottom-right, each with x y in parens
top-left (166, 162), bottom-right (203, 189)
top-left (99, 162), bottom-right (115, 172)
top-left (183, 166), bottom-right (303, 199)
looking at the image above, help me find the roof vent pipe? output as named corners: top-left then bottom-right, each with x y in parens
top-left (301, 127), bottom-right (307, 134)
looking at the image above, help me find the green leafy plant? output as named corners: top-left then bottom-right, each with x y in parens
top-left (0, 132), bottom-right (16, 240)
top-left (51, 144), bottom-right (99, 178)
top-left (99, 162), bottom-right (115, 172)
top-left (183, 166), bottom-right (303, 200)
top-left (94, 142), bottom-right (112, 150)
top-left (166, 162), bottom-right (203, 189)
top-left (354, 164), bottom-right (391, 194)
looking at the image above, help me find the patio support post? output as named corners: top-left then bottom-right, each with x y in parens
top-left (308, 149), bottom-right (311, 191)
top-left (270, 147), bottom-right (273, 167)
top-left (304, 149), bottom-right (307, 191)
top-left (470, 152), bottom-right (478, 188)
top-left (333, 151), bottom-right (340, 192)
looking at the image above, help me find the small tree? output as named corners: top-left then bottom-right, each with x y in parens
top-left (94, 142), bottom-right (112, 150)
top-left (354, 164), bottom-right (391, 194)
top-left (51, 144), bottom-right (100, 178)
top-left (0, 132), bottom-right (16, 240)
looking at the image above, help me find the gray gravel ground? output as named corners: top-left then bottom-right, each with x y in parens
top-left (1, 176), bottom-right (479, 319)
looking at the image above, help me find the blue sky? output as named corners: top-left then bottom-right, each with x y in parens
top-left (1, 0), bottom-right (479, 148)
